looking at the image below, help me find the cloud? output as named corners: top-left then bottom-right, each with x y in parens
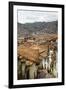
top-left (18, 10), bottom-right (58, 24)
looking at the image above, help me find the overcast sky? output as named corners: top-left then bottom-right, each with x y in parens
top-left (17, 10), bottom-right (58, 24)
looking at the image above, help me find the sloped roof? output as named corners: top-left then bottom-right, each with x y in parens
top-left (18, 44), bottom-right (48, 63)
top-left (18, 46), bottom-right (39, 63)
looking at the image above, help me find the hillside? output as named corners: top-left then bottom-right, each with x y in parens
top-left (17, 21), bottom-right (58, 37)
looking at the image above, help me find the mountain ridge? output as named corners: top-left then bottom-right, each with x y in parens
top-left (17, 21), bottom-right (58, 37)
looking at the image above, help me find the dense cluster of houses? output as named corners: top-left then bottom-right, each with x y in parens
top-left (17, 34), bottom-right (58, 79)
